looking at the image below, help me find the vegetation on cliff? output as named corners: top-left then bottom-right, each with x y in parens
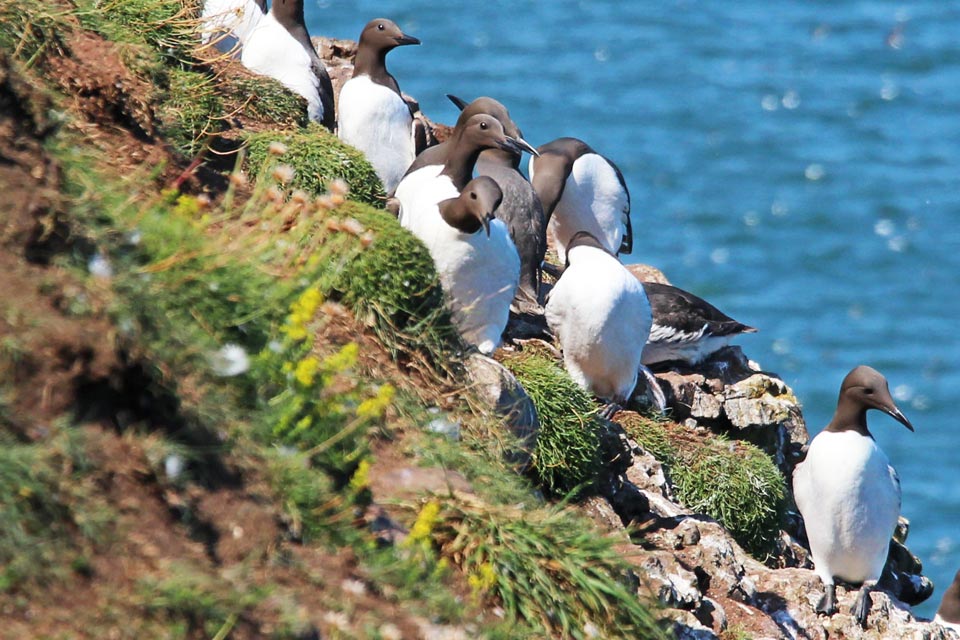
top-left (0, 0), bottom-right (676, 637)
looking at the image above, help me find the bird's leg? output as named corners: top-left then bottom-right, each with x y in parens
top-left (815, 582), bottom-right (837, 617)
top-left (852, 581), bottom-right (875, 629)
top-left (599, 402), bottom-right (622, 421)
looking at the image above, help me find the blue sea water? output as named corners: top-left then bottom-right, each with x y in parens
top-left (309, 1), bottom-right (960, 617)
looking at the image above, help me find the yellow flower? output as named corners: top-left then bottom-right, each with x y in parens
top-left (294, 356), bottom-right (319, 387)
top-left (348, 459), bottom-right (371, 492)
top-left (173, 194), bottom-right (200, 218)
top-left (283, 288), bottom-right (323, 341)
top-left (468, 562), bottom-right (497, 594)
top-left (405, 500), bottom-right (441, 547)
top-left (323, 342), bottom-right (358, 372)
top-left (356, 384), bottom-right (395, 420)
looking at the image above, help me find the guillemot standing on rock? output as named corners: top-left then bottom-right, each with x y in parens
top-left (528, 137), bottom-right (632, 264)
top-left (240, 0), bottom-right (336, 130)
top-left (338, 18), bottom-right (420, 194)
top-left (640, 281), bottom-right (757, 367)
top-left (936, 570), bottom-right (960, 632)
top-left (792, 365), bottom-right (915, 629)
top-left (200, 0), bottom-right (265, 54)
top-left (545, 231), bottom-right (663, 416)
top-left (395, 114), bottom-right (536, 354)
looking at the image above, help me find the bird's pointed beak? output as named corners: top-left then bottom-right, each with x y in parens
top-left (883, 404), bottom-right (915, 431)
top-left (500, 135), bottom-right (539, 157)
top-left (395, 33), bottom-right (420, 46)
top-left (447, 94), bottom-right (468, 110)
top-left (481, 213), bottom-right (492, 237)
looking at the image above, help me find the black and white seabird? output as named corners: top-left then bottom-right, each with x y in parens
top-left (792, 365), bottom-right (915, 628)
top-left (528, 137), bottom-right (632, 264)
top-left (936, 569), bottom-right (960, 633)
top-left (200, 0), bottom-right (265, 54)
top-left (640, 281), bottom-right (757, 367)
top-left (545, 231), bottom-right (662, 417)
top-left (394, 114), bottom-right (536, 354)
top-left (240, 0), bottom-right (336, 130)
top-left (337, 18), bottom-right (420, 194)
top-left (413, 95), bottom-right (546, 310)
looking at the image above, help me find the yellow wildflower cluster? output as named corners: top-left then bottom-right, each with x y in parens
top-left (293, 356), bottom-right (320, 387)
top-left (468, 562), bottom-right (497, 594)
top-left (173, 194), bottom-right (201, 219)
top-left (405, 500), bottom-right (442, 548)
top-left (348, 459), bottom-right (371, 492)
top-left (323, 342), bottom-right (358, 373)
top-left (356, 383), bottom-right (395, 420)
top-left (284, 287), bottom-right (323, 341)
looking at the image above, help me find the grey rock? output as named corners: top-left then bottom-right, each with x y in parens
top-left (465, 353), bottom-right (538, 468)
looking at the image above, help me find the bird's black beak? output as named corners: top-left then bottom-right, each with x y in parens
top-left (481, 213), bottom-right (491, 237)
top-left (500, 135), bottom-right (539, 157)
top-left (882, 404), bottom-right (915, 432)
top-left (395, 33), bottom-right (420, 46)
top-left (447, 94), bottom-right (469, 110)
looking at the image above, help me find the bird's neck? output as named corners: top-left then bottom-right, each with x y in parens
top-left (354, 47), bottom-right (400, 94)
top-left (478, 148), bottom-right (520, 170)
top-left (441, 140), bottom-right (483, 191)
top-left (825, 398), bottom-right (871, 437)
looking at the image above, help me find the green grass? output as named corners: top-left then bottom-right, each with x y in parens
top-left (140, 563), bottom-right (265, 638)
top-left (244, 128), bottom-right (387, 207)
top-left (621, 413), bottom-right (787, 559)
top-left (428, 497), bottom-right (669, 639)
top-left (501, 350), bottom-right (603, 496)
top-left (0, 430), bottom-right (111, 591)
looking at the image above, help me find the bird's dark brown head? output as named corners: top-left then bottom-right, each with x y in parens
top-left (828, 365), bottom-right (915, 434)
top-left (359, 18), bottom-right (421, 51)
top-left (438, 175), bottom-right (503, 235)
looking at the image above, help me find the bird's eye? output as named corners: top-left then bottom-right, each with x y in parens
top-left (470, 192), bottom-right (477, 199)
top-left (377, 23), bottom-right (384, 30)
top-left (479, 121), bottom-right (488, 130)
top-left (864, 388), bottom-right (874, 395)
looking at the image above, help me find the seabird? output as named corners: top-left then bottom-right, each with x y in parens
top-left (200, 0), bottom-right (265, 54)
top-left (792, 365), bottom-right (915, 628)
top-left (337, 18), bottom-right (420, 194)
top-left (394, 114), bottom-right (536, 354)
top-left (240, 0), bottom-right (336, 130)
top-left (936, 569), bottom-right (960, 633)
top-left (410, 95), bottom-right (545, 309)
top-left (545, 231), bottom-right (662, 417)
top-left (640, 281), bottom-right (757, 367)
top-left (528, 137), bottom-right (632, 264)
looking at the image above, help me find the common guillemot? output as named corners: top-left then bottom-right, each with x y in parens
top-left (640, 281), bottom-right (757, 367)
top-left (936, 569), bottom-right (960, 633)
top-left (394, 114), bottom-right (536, 354)
top-left (528, 137), bottom-right (632, 264)
top-left (792, 365), bottom-right (915, 628)
top-left (438, 95), bottom-right (546, 310)
top-left (337, 18), bottom-right (420, 194)
top-left (545, 231), bottom-right (661, 417)
top-left (240, 0), bottom-right (335, 130)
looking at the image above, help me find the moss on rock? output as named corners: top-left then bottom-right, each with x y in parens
top-left (245, 128), bottom-right (386, 206)
top-left (221, 74), bottom-right (308, 129)
top-left (322, 201), bottom-right (456, 356)
top-left (157, 67), bottom-right (222, 155)
top-left (501, 351), bottom-right (603, 496)
top-left (621, 413), bottom-right (787, 559)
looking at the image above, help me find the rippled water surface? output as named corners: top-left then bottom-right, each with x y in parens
top-left (310, 1), bottom-right (960, 615)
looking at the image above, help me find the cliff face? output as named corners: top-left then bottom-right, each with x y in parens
top-left (0, 2), bottom-right (950, 639)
